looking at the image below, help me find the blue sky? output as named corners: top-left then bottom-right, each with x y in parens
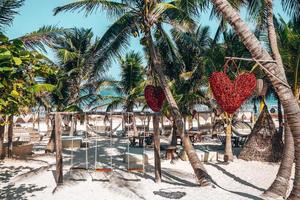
top-left (6, 0), bottom-right (290, 80)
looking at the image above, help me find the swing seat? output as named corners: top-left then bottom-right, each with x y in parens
top-left (123, 152), bottom-right (149, 165)
top-left (127, 168), bottom-right (144, 172)
top-left (71, 166), bottom-right (88, 170)
top-left (95, 168), bottom-right (113, 172)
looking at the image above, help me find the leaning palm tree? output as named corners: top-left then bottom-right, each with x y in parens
top-left (54, 0), bottom-right (210, 185)
top-left (210, 0), bottom-right (300, 199)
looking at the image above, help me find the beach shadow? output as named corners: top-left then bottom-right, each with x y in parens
top-left (205, 163), bottom-right (264, 200)
top-left (0, 184), bottom-right (47, 200)
top-left (206, 163), bottom-right (265, 191)
top-left (0, 165), bottom-right (34, 183)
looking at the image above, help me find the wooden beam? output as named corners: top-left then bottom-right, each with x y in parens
top-left (153, 115), bottom-right (161, 183)
top-left (55, 113), bottom-right (63, 185)
top-left (225, 56), bottom-right (276, 63)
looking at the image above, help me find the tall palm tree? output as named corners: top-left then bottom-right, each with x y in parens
top-left (265, 16), bottom-right (300, 198)
top-left (210, 0), bottom-right (300, 199)
top-left (54, 0), bottom-right (210, 185)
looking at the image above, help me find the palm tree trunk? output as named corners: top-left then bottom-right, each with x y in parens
top-left (0, 117), bottom-right (5, 159)
top-left (277, 96), bottom-right (284, 138)
top-left (145, 32), bottom-right (209, 185)
top-left (265, 0), bottom-right (291, 197)
top-left (7, 115), bottom-right (13, 158)
top-left (171, 121), bottom-right (177, 146)
top-left (265, 0), bottom-right (284, 70)
top-left (264, 121), bottom-right (294, 198)
top-left (153, 115), bottom-right (162, 183)
top-left (224, 118), bottom-right (233, 162)
top-left (210, 0), bottom-right (300, 199)
top-left (46, 117), bottom-right (56, 153)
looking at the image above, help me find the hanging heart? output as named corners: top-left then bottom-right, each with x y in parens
top-left (144, 85), bottom-right (166, 112)
top-left (209, 72), bottom-right (256, 114)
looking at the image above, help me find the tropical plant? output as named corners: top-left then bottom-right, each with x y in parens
top-left (50, 28), bottom-right (108, 111)
top-left (0, 33), bottom-right (55, 158)
top-left (210, 0), bottom-right (300, 199)
top-left (54, 0), bottom-right (210, 185)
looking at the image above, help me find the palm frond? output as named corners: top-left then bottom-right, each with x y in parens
top-left (281, 0), bottom-right (300, 21)
top-left (91, 13), bottom-right (136, 78)
top-left (53, 0), bottom-right (127, 18)
top-left (19, 26), bottom-right (68, 52)
top-left (0, 0), bottom-right (24, 31)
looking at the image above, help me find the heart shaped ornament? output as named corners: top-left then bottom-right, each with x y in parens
top-left (209, 72), bottom-right (256, 114)
top-left (144, 85), bottom-right (166, 112)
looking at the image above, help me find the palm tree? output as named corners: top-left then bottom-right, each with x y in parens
top-left (104, 51), bottom-right (145, 112)
top-left (51, 28), bottom-right (107, 109)
top-left (54, 0), bottom-right (210, 185)
top-left (264, 16), bottom-right (300, 198)
top-left (210, 0), bottom-right (300, 199)
top-left (281, 0), bottom-right (300, 21)
top-left (0, 0), bottom-right (24, 31)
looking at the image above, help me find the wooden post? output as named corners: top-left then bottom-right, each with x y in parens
top-left (7, 115), bottom-right (13, 158)
top-left (0, 117), bottom-right (5, 159)
top-left (70, 115), bottom-right (74, 136)
top-left (55, 113), bottom-right (63, 185)
top-left (153, 115), bottom-right (161, 183)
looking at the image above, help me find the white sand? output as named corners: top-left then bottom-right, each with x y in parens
top-left (0, 139), bottom-right (289, 200)
top-left (0, 115), bottom-right (287, 200)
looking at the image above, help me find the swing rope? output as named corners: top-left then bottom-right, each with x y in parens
top-left (94, 112), bottom-right (113, 172)
top-left (126, 112), bottom-right (145, 173)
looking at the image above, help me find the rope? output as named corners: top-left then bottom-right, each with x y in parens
top-left (110, 111), bottom-right (113, 171)
top-left (85, 114), bottom-right (88, 170)
top-left (253, 58), bottom-right (291, 89)
top-left (127, 112), bottom-right (130, 171)
top-left (94, 114), bottom-right (98, 170)
top-left (71, 114), bottom-right (74, 171)
top-left (142, 113), bottom-right (146, 174)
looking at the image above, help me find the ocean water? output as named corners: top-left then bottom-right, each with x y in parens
top-left (85, 88), bottom-right (279, 113)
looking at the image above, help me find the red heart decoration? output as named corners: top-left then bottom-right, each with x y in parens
top-left (144, 85), bottom-right (166, 112)
top-left (209, 72), bottom-right (256, 114)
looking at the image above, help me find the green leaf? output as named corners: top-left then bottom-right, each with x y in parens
top-left (11, 90), bottom-right (20, 97)
top-left (12, 39), bottom-right (24, 47)
top-left (0, 67), bottom-right (14, 72)
top-left (0, 50), bottom-right (12, 60)
top-left (0, 34), bottom-right (9, 42)
top-left (12, 57), bottom-right (22, 65)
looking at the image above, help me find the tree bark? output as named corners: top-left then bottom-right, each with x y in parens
top-left (145, 33), bottom-right (209, 186)
top-left (153, 115), bottom-right (162, 183)
top-left (264, 0), bottom-right (292, 197)
top-left (171, 121), bottom-right (177, 146)
top-left (210, 0), bottom-right (300, 198)
top-left (224, 118), bottom-right (233, 162)
top-left (55, 113), bottom-right (63, 185)
top-left (264, 121), bottom-right (294, 198)
top-left (46, 117), bottom-right (56, 153)
top-left (0, 117), bottom-right (5, 159)
top-left (7, 115), bottom-right (13, 158)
